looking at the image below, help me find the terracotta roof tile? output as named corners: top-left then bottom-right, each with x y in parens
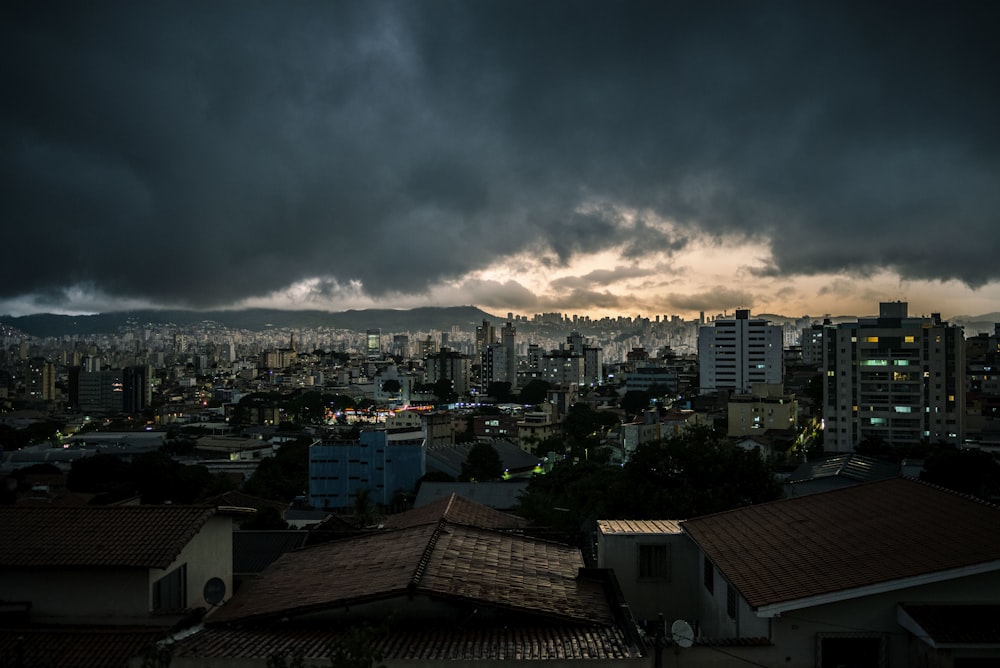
top-left (382, 493), bottom-right (528, 530)
top-left (174, 623), bottom-right (637, 661)
top-left (0, 505), bottom-right (217, 569)
top-left (0, 627), bottom-right (165, 668)
top-left (682, 478), bottom-right (1000, 610)
top-left (208, 522), bottom-right (606, 625)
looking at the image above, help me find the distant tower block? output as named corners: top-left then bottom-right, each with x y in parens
top-left (366, 328), bottom-right (382, 359)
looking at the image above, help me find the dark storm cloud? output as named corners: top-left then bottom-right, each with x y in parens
top-left (666, 288), bottom-right (755, 314)
top-left (2, 1), bottom-right (998, 311)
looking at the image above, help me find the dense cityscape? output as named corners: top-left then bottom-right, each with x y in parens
top-left (3, 0), bottom-right (1000, 666)
top-left (1, 301), bottom-right (999, 666)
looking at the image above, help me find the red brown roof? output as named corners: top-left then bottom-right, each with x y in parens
top-left (208, 521), bottom-right (607, 625)
top-left (174, 623), bottom-right (637, 661)
top-left (0, 626), bottom-right (165, 668)
top-left (682, 477), bottom-right (1000, 611)
top-left (381, 493), bottom-right (529, 530)
top-left (0, 505), bottom-right (217, 569)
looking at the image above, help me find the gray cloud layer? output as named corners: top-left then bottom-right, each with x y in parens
top-left (3, 1), bottom-right (998, 311)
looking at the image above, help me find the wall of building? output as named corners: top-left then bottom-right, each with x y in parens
top-left (1, 567), bottom-right (150, 623)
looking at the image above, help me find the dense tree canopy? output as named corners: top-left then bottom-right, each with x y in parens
top-left (460, 442), bottom-right (504, 482)
top-left (516, 425), bottom-right (783, 537)
top-left (921, 445), bottom-right (1000, 500)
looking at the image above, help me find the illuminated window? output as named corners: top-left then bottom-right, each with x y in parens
top-left (865, 336), bottom-right (879, 343)
top-left (893, 360), bottom-right (909, 366)
top-left (894, 406), bottom-right (912, 413)
top-left (862, 360), bottom-right (888, 366)
top-left (904, 335), bottom-right (915, 343)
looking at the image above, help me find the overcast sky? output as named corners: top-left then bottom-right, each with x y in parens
top-left (3, 1), bottom-right (998, 320)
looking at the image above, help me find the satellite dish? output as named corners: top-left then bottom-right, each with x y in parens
top-left (203, 577), bottom-right (227, 606)
top-left (670, 619), bottom-right (695, 648)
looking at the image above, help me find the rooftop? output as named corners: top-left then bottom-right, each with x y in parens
top-left (208, 521), bottom-right (607, 626)
top-left (0, 505), bottom-right (217, 569)
top-left (382, 493), bottom-right (528, 530)
top-left (597, 519), bottom-right (683, 535)
top-left (682, 477), bottom-right (1000, 612)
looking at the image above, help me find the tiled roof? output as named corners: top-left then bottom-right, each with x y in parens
top-left (898, 603), bottom-right (1000, 646)
top-left (682, 477), bottom-right (1000, 611)
top-left (415, 480), bottom-right (528, 510)
top-left (208, 522), bottom-right (607, 625)
top-left (0, 627), bottom-right (165, 668)
top-left (174, 623), bottom-right (638, 661)
top-left (382, 493), bottom-right (529, 530)
top-left (0, 505), bottom-right (217, 569)
top-left (597, 519), bottom-right (683, 535)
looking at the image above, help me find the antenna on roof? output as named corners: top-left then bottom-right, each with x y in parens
top-left (203, 577), bottom-right (227, 607)
top-left (671, 619), bottom-right (695, 648)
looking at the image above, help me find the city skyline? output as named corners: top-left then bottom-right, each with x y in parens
top-left (3, 2), bottom-right (998, 321)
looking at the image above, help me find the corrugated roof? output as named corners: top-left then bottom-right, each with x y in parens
top-left (208, 522), bottom-right (606, 625)
top-left (785, 453), bottom-right (898, 484)
top-left (0, 505), bottom-right (217, 569)
top-left (682, 477), bottom-right (1000, 610)
top-left (597, 519), bottom-right (683, 535)
top-left (382, 493), bottom-right (529, 530)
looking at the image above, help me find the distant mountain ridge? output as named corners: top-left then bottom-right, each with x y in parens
top-left (0, 306), bottom-right (501, 338)
top-left (2, 307), bottom-right (997, 339)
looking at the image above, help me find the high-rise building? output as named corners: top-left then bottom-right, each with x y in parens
top-left (823, 302), bottom-right (965, 453)
top-left (26, 357), bottom-right (56, 402)
top-left (366, 329), bottom-right (382, 359)
top-left (500, 322), bottom-right (517, 390)
top-left (425, 347), bottom-right (472, 397)
top-left (697, 310), bottom-right (783, 395)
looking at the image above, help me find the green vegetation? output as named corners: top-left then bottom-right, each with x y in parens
top-left (66, 451), bottom-right (235, 504)
top-left (460, 442), bottom-right (504, 482)
top-left (516, 425), bottom-right (783, 535)
top-left (242, 437), bottom-right (312, 502)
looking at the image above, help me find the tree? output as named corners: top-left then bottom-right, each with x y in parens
top-left (561, 402), bottom-right (619, 459)
top-left (380, 379), bottom-right (401, 394)
top-left (921, 445), bottom-right (1000, 500)
top-left (518, 379), bottom-right (551, 406)
top-left (619, 390), bottom-right (652, 418)
top-left (486, 381), bottom-right (513, 403)
top-left (621, 425), bottom-right (783, 518)
top-left (516, 424), bottom-right (783, 539)
top-left (243, 437), bottom-right (312, 501)
top-left (460, 442), bottom-right (504, 481)
top-left (352, 488), bottom-right (378, 528)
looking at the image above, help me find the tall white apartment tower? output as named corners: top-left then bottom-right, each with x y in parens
top-left (823, 302), bottom-right (964, 453)
top-left (698, 310), bottom-right (783, 395)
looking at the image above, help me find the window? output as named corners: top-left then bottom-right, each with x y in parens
top-left (153, 564), bottom-right (187, 611)
top-left (703, 555), bottom-right (714, 594)
top-left (726, 583), bottom-right (737, 619)
top-left (637, 544), bottom-right (671, 580)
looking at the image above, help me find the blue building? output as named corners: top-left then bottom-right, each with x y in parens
top-left (308, 428), bottom-right (425, 509)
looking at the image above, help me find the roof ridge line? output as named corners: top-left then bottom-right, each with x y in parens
top-left (408, 518), bottom-right (448, 590)
top-left (906, 475), bottom-right (1000, 510)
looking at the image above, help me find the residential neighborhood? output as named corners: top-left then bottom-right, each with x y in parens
top-left (2, 303), bottom-right (1000, 666)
